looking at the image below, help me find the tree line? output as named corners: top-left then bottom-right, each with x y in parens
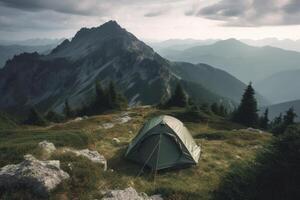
top-left (231, 83), bottom-right (297, 135)
top-left (24, 81), bottom-right (127, 126)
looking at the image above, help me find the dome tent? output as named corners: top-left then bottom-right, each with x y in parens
top-left (125, 115), bottom-right (201, 170)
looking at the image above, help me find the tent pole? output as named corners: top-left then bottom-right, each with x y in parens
top-left (153, 133), bottom-right (161, 191)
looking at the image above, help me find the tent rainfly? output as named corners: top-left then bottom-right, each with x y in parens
top-left (125, 115), bottom-right (201, 170)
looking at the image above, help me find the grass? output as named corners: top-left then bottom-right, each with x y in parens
top-left (0, 107), bottom-right (273, 199)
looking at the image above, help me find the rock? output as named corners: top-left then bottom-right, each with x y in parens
top-left (246, 127), bottom-right (263, 134)
top-left (102, 123), bottom-right (115, 129)
top-left (116, 113), bottom-right (131, 124)
top-left (83, 116), bottom-right (89, 120)
top-left (112, 138), bottom-right (121, 144)
top-left (0, 155), bottom-right (69, 197)
top-left (64, 148), bottom-right (107, 171)
top-left (38, 140), bottom-right (56, 154)
top-left (74, 117), bottom-right (83, 122)
top-left (102, 187), bottom-right (163, 200)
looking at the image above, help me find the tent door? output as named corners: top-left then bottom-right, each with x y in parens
top-left (137, 133), bottom-right (182, 170)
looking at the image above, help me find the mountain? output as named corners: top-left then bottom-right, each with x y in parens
top-left (261, 99), bottom-right (300, 122)
top-left (255, 69), bottom-right (300, 104)
top-left (148, 39), bottom-right (218, 54)
top-left (0, 44), bottom-right (55, 68)
top-left (0, 21), bottom-right (256, 116)
top-left (170, 62), bottom-right (267, 105)
top-left (161, 39), bottom-right (300, 83)
top-left (242, 38), bottom-right (300, 53)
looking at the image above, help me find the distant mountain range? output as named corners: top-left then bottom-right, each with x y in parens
top-left (255, 69), bottom-right (300, 104)
top-left (159, 39), bottom-right (300, 83)
top-left (0, 21), bottom-right (262, 116)
top-left (241, 38), bottom-right (300, 52)
top-left (149, 38), bottom-right (300, 53)
top-left (0, 38), bottom-right (64, 46)
top-left (0, 44), bottom-right (55, 68)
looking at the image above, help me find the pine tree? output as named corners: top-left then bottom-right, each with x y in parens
top-left (63, 99), bottom-right (73, 118)
top-left (107, 81), bottom-right (117, 109)
top-left (219, 104), bottom-right (228, 117)
top-left (94, 81), bottom-right (108, 113)
top-left (45, 111), bottom-right (64, 123)
top-left (166, 83), bottom-right (188, 107)
top-left (211, 103), bottom-right (220, 115)
top-left (233, 83), bottom-right (258, 127)
top-left (283, 107), bottom-right (297, 127)
top-left (107, 81), bottom-right (127, 110)
top-left (24, 107), bottom-right (47, 126)
top-left (259, 108), bottom-right (269, 129)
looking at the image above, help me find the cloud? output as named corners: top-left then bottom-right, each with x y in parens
top-left (144, 10), bottom-right (166, 17)
top-left (192, 0), bottom-right (300, 26)
top-left (0, 0), bottom-right (111, 16)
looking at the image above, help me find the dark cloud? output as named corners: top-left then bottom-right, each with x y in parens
top-left (0, 0), bottom-right (109, 16)
top-left (192, 0), bottom-right (300, 26)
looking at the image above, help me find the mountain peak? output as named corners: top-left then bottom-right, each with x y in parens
top-left (215, 38), bottom-right (247, 47)
top-left (71, 20), bottom-right (125, 42)
top-left (99, 20), bottom-right (121, 28)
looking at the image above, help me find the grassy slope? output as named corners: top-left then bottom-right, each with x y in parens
top-left (0, 107), bottom-right (272, 200)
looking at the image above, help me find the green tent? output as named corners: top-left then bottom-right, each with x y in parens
top-left (125, 115), bottom-right (201, 170)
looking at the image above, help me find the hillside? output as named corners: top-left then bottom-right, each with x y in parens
top-left (170, 62), bottom-right (268, 106)
top-left (0, 106), bottom-right (272, 199)
top-left (0, 21), bottom-right (251, 116)
top-left (255, 69), bottom-right (300, 104)
top-left (161, 39), bottom-right (300, 83)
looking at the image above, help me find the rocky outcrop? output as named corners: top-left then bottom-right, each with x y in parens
top-left (38, 140), bottom-right (56, 154)
top-left (0, 155), bottom-right (69, 197)
top-left (102, 187), bottom-right (163, 200)
top-left (64, 148), bottom-right (107, 171)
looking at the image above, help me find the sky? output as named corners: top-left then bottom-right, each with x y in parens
top-left (1, 0), bottom-right (300, 41)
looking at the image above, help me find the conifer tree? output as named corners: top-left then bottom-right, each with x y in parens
top-left (219, 104), bottom-right (228, 117)
top-left (173, 83), bottom-right (188, 107)
top-left (283, 107), bottom-right (297, 126)
top-left (107, 81), bottom-right (127, 110)
top-left (259, 108), bottom-right (269, 129)
top-left (45, 111), bottom-right (64, 123)
top-left (166, 83), bottom-right (188, 107)
top-left (211, 103), bottom-right (220, 115)
top-left (107, 81), bottom-right (117, 109)
top-left (63, 99), bottom-right (73, 118)
top-left (25, 107), bottom-right (47, 126)
top-left (233, 83), bottom-right (258, 127)
top-left (94, 81), bottom-right (107, 113)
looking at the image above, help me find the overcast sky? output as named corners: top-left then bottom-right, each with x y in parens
top-left (1, 0), bottom-right (300, 41)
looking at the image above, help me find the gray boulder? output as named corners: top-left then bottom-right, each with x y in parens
top-left (0, 155), bottom-right (69, 197)
top-left (64, 148), bottom-right (107, 171)
top-left (102, 187), bottom-right (163, 200)
top-left (38, 140), bottom-right (56, 154)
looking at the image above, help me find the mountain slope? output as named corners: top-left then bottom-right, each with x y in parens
top-left (170, 62), bottom-right (268, 106)
top-left (162, 39), bottom-right (300, 83)
top-left (255, 69), bottom-right (300, 104)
